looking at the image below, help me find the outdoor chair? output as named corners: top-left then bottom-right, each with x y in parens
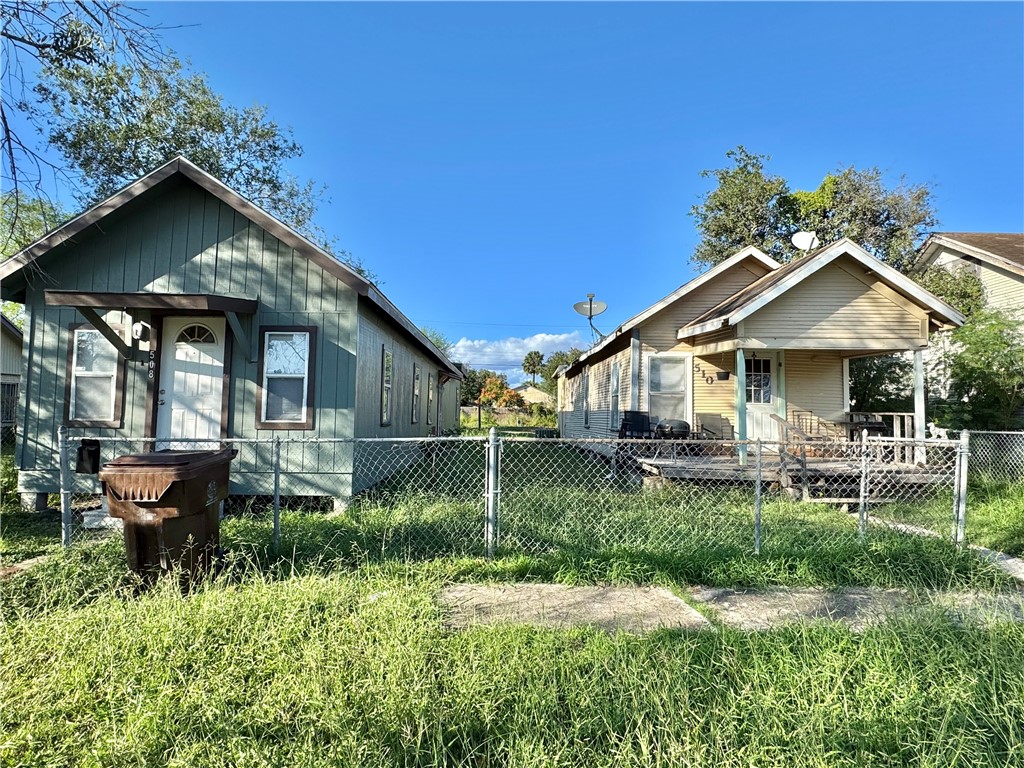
top-left (618, 410), bottom-right (655, 439)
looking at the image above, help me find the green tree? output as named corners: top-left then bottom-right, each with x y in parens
top-left (460, 368), bottom-right (498, 406)
top-left (914, 265), bottom-right (986, 320)
top-left (691, 147), bottom-right (936, 272)
top-left (420, 326), bottom-right (454, 357)
top-left (540, 348), bottom-right (583, 395)
top-left (1, 1), bottom-right (165, 227)
top-left (1, 192), bottom-right (67, 324)
top-left (522, 350), bottom-right (544, 385)
top-left (37, 57), bottom-right (321, 236)
top-left (936, 310), bottom-right (1024, 429)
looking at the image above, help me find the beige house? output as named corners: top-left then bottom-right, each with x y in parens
top-left (916, 233), bottom-right (1023, 321)
top-left (513, 383), bottom-right (555, 407)
top-left (557, 239), bottom-right (964, 444)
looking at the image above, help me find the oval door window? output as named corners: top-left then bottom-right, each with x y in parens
top-left (176, 324), bottom-right (216, 344)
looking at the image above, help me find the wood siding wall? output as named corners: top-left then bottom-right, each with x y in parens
top-left (743, 259), bottom-right (926, 349)
top-left (1, 327), bottom-right (21, 379)
top-left (783, 350), bottom-right (845, 425)
top-left (17, 181), bottom-right (363, 497)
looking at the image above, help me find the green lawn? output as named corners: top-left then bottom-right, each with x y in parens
top-left (2, 548), bottom-right (1022, 768)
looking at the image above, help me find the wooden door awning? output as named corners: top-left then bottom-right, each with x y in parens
top-left (44, 291), bottom-right (257, 314)
top-left (45, 291), bottom-right (259, 361)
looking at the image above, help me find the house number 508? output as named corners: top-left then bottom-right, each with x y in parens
top-left (148, 351), bottom-right (156, 380)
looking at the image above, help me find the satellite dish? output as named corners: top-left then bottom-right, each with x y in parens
top-left (791, 231), bottom-right (820, 252)
top-left (573, 293), bottom-right (608, 343)
top-left (573, 294), bottom-right (607, 319)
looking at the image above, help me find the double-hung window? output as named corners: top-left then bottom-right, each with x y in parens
top-left (66, 326), bottom-right (122, 426)
top-left (412, 364), bottom-right (421, 424)
top-left (258, 327), bottom-right (315, 429)
top-left (610, 362), bottom-right (620, 431)
top-left (426, 373), bottom-right (435, 426)
top-left (381, 347), bottom-right (393, 426)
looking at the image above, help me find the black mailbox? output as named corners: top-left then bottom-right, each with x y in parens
top-left (76, 439), bottom-right (101, 474)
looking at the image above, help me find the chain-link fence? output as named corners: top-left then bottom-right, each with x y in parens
top-left (950, 430), bottom-right (1024, 483)
top-left (48, 428), bottom-right (977, 560)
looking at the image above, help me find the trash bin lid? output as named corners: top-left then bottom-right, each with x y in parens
top-left (100, 448), bottom-right (237, 478)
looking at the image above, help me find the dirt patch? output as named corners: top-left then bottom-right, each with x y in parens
top-left (440, 584), bottom-right (711, 633)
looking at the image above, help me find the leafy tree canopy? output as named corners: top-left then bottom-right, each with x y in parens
top-left (539, 348), bottom-right (583, 395)
top-left (935, 309), bottom-right (1024, 430)
top-left (420, 326), bottom-right (454, 357)
top-left (691, 147), bottom-right (937, 273)
top-left (460, 368), bottom-right (498, 406)
top-left (913, 265), bottom-right (986, 321)
top-left (478, 374), bottom-right (511, 406)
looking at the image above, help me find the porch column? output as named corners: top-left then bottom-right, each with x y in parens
top-left (736, 347), bottom-right (747, 465)
top-left (914, 349), bottom-right (926, 464)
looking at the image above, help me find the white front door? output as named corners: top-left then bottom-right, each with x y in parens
top-left (745, 352), bottom-right (779, 442)
top-left (156, 317), bottom-right (226, 449)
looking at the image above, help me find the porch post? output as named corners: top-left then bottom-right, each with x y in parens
top-left (736, 347), bottom-right (747, 465)
top-left (914, 349), bottom-right (926, 465)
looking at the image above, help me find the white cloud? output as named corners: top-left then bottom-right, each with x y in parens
top-left (450, 331), bottom-right (585, 386)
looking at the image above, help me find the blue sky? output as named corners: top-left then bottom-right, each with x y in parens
top-left (38, 3), bottom-right (1024, 383)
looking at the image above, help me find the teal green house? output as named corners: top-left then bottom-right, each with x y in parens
top-left (1, 157), bottom-right (461, 505)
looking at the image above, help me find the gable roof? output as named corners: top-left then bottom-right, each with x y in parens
top-left (562, 246), bottom-right (780, 376)
top-left (679, 239), bottom-right (965, 339)
top-left (917, 232), bottom-right (1024, 278)
top-left (0, 156), bottom-right (460, 378)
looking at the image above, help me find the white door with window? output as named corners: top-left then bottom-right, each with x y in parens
top-left (745, 352), bottom-right (779, 442)
top-left (156, 317), bottom-right (225, 449)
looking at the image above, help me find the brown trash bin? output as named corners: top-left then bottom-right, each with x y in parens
top-left (99, 448), bottom-right (237, 581)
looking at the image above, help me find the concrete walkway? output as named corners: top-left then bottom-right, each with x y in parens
top-left (440, 583), bottom-right (1024, 633)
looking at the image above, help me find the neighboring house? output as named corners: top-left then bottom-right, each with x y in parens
top-left (916, 232), bottom-right (1024, 320)
top-left (557, 239), bottom-right (963, 444)
top-left (0, 157), bottom-right (461, 506)
top-left (1, 314), bottom-right (22, 435)
top-left (512, 383), bottom-right (555, 407)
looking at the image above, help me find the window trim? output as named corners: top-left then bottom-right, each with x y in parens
top-left (64, 323), bottom-right (126, 428)
top-left (426, 372), bottom-right (435, 426)
top-left (256, 326), bottom-right (317, 430)
top-left (412, 363), bottom-right (421, 424)
top-left (380, 346), bottom-right (393, 426)
top-left (609, 361), bottom-right (620, 432)
top-left (582, 366), bottom-right (590, 428)
top-left (645, 352), bottom-right (692, 424)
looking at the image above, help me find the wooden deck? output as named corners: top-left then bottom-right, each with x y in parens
top-left (634, 451), bottom-right (950, 503)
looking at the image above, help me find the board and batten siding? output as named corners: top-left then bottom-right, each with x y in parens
top-left (743, 258), bottom-right (927, 350)
top-left (16, 180), bottom-right (361, 498)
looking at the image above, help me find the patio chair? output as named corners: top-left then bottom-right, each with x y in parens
top-left (695, 413), bottom-right (734, 440)
top-left (618, 410), bottom-right (655, 439)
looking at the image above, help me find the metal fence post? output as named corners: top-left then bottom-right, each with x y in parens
top-left (954, 430), bottom-right (970, 547)
top-left (857, 429), bottom-right (869, 542)
top-left (484, 427), bottom-right (499, 557)
top-left (58, 425), bottom-right (72, 548)
top-left (753, 439), bottom-right (762, 555)
top-left (272, 437), bottom-right (282, 556)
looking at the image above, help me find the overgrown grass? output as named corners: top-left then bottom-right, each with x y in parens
top-left (880, 479), bottom-right (1024, 556)
top-left (2, 561), bottom-right (1022, 767)
top-left (0, 454), bottom-right (62, 567)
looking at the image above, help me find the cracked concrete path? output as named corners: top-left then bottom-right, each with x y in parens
top-left (439, 583), bottom-right (1024, 633)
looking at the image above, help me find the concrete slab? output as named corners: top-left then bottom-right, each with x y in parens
top-left (689, 586), bottom-right (915, 631)
top-left (440, 584), bottom-right (712, 633)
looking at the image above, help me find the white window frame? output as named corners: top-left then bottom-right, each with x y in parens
top-left (645, 353), bottom-right (692, 424)
top-left (69, 327), bottom-right (118, 423)
top-left (260, 330), bottom-right (312, 425)
top-left (582, 366), bottom-right (590, 428)
top-left (609, 361), bottom-right (620, 431)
